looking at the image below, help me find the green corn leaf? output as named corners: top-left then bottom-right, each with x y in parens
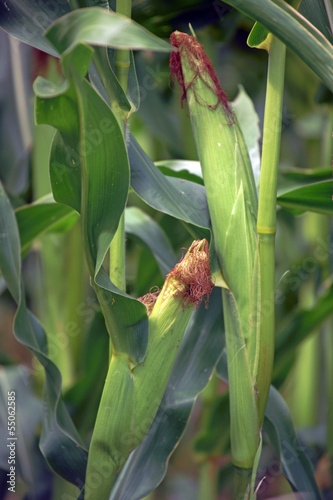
top-left (279, 166), bottom-right (332, 184)
top-left (277, 179), bottom-right (333, 215)
top-left (45, 8), bottom-right (172, 55)
top-left (221, 0), bottom-right (333, 92)
top-left (0, 0), bottom-right (70, 56)
top-left (264, 386), bottom-right (322, 498)
top-left (128, 134), bottom-right (210, 237)
top-left (247, 1), bottom-right (302, 51)
top-left (155, 159), bottom-right (204, 185)
top-left (299, 0), bottom-right (333, 43)
top-left (15, 195), bottom-right (78, 256)
top-left (34, 43), bottom-right (148, 362)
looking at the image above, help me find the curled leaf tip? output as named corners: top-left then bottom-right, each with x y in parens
top-left (169, 31), bottom-right (234, 122)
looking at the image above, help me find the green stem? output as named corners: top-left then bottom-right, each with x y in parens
top-left (114, 0), bottom-right (132, 90)
top-left (233, 466), bottom-right (252, 499)
top-left (108, 0), bottom-right (132, 360)
top-left (322, 109), bottom-right (333, 485)
top-left (256, 36), bottom-right (286, 426)
top-left (198, 462), bottom-right (217, 500)
top-left (109, 0), bottom-right (131, 284)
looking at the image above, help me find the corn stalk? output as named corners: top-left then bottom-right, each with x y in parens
top-left (85, 239), bottom-right (213, 498)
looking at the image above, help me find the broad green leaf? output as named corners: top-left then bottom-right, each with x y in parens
top-left (277, 179), bottom-right (333, 215)
top-left (0, 179), bottom-right (88, 486)
top-left (125, 207), bottom-right (176, 276)
top-left (34, 43), bottom-right (148, 362)
top-left (221, 0), bottom-right (333, 92)
top-left (264, 386), bottom-right (321, 498)
top-left (46, 8), bottom-right (172, 54)
top-left (0, 365), bottom-right (52, 498)
top-left (299, 0), bottom-right (333, 43)
top-left (0, 0), bottom-right (70, 56)
top-left (109, 288), bottom-right (225, 500)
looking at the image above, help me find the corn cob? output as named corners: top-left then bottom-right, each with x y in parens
top-left (170, 31), bottom-right (262, 468)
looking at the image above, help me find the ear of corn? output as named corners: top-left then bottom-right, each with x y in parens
top-left (170, 32), bottom-right (263, 468)
top-left (85, 239), bottom-right (213, 498)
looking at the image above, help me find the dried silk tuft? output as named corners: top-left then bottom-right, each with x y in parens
top-left (138, 287), bottom-right (160, 316)
top-left (138, 240), bottom-right (214, 316)
top-left (168, 239), bottom-right (214, 309)
top-left (170, 31), bottom-right (234, 123)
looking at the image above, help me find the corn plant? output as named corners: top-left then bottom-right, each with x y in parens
top-left (0, 1), bottom-right (332, 499)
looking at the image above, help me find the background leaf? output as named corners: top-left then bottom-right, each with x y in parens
top-left (15, 194), bottom-right (78, 256)
top-left (273, 285), bottom-right (333, 387)
top-left (0, 179), bottom-right (88, 487)
top-left (125, 207), bottom-right (176, 276)
top-left (264, 386), bottom-right (322, 498)
top-left (128, 135), bottom-right (210, 237)
top-left (277, 179), bottom-right (333, 215)
top-left (0, 365), bottom-right (53, 499)
top-left (0, 0), bottom-right (70, 56)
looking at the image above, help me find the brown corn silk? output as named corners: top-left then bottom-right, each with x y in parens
top-left (138, 287), bottom-right (160, 316)
top-left (170, 31), bottom-right (234, 122)
top-left (138, 239), bottom-right (214, 315)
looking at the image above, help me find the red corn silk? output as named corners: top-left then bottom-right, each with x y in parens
top-left (170, 31), bottom-right (234, 123)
